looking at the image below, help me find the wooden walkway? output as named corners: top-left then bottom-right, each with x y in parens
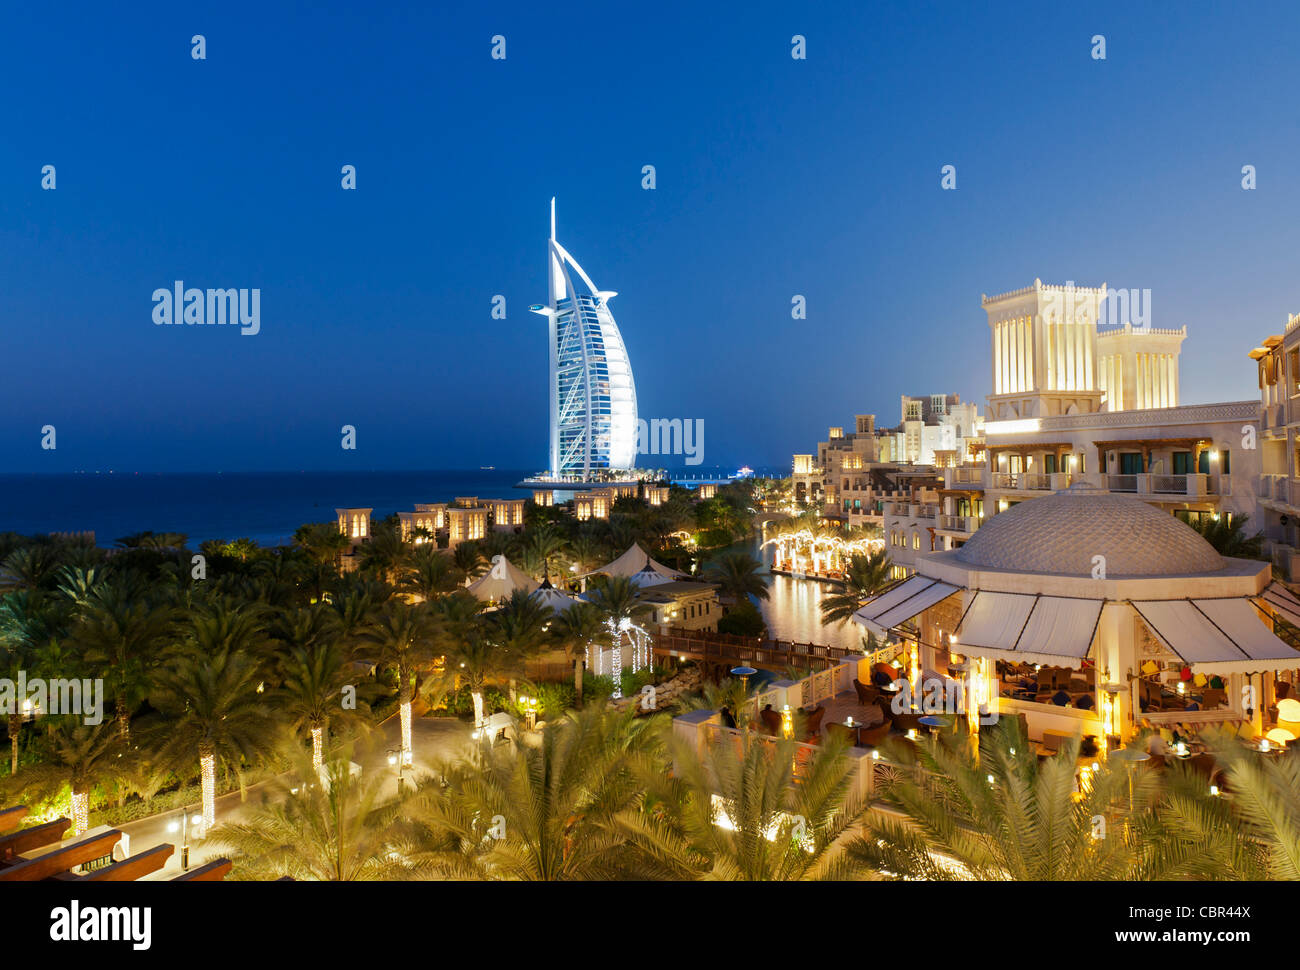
top-left (653, 628), bottom-right (856, 676)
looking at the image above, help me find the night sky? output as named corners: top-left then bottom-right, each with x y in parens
top-left (3, 1), bottom-right (1299, 473)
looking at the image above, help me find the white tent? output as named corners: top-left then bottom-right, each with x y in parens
top-left (531, 578), bottom-right (580, 614)
top-left (588, 543), bottom-right (685, 587)
top-left (467, 555), bottom-right (540, 602)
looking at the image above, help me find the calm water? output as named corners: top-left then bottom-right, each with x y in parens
top-left (0, 470), bottom-right (534, 546)
top-left (754, 542), bottom-right (861, 652)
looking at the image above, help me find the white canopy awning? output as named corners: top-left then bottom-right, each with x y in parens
top-left (851, 575), bottom-right (960, 636)
top-left (1255, 581), bottom-right (1300, 628)
top-left (1131, 597), bottom-right (1300, 674)
top-left (948, 592), bottom-right (1104, 667)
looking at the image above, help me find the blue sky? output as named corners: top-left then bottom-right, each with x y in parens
top-left (3, 1), bottom-right (1299, 473)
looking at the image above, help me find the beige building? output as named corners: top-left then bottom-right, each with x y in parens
top-left (856, 490), bottom-right (1300, 746)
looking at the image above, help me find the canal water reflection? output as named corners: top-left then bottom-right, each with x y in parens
top-left (752, 542), bottom-right (863, 653)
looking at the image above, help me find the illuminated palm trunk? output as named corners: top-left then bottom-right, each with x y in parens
top-left (71, 787), bottom-right (89, 837)
top-left (199, 745), bottom-right (216, 830)
top-left (472, 690), bottom-right (485, 730)
top-left (310, 725), bottom-right (323, 769)
top-left (398, 667), bottom-right (413, 764)
top-left (8, 713), bottom-right (20, 775)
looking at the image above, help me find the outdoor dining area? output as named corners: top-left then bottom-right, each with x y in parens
top-left (850, 490), bottom-right (1300, 761)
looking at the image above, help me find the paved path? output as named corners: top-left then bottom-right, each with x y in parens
top-left (116, 715), bottom-right (475, 879)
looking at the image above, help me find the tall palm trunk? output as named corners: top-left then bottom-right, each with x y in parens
top-left (574, 653), bottom-right (584, 705)
top-left (71, 784), bottom-right (89, 837)
top-left (115, 692), bottom-right (130, 743)
top-left (472, 690), bottom-right (485, 729)
top-left (199, 742), bottom-right (216, 830)
top-left (311, 723), bottom-right (324, 769)
top-left (8, 713), bottom-right (20, 775)
top-left (399, 667), bottom-right (412, 764)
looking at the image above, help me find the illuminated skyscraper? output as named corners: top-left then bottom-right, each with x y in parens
top-left (530, 200), bottom-right (638, 479)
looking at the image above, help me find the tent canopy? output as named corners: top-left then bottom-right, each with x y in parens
top-left (586, 543), bottom-right (685, 586)
top-left (467, 555), bottom-right (540, 602)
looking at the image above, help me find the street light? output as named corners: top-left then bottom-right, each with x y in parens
top-left (387, 749), bottom-right (406, 793)
top-left (166, 810), bottom-right (205, 871)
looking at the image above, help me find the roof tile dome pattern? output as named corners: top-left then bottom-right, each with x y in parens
top-left (953, 489), bottom-right (1224, 577)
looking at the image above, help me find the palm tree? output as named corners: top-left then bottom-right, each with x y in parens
top-left (427, 626), bottom-right (518, 730)
top-left (820, 548), bottom-right (893, 625)
top-left (523, 525), bottom-right (568, 580)
top-left (0, 634), bottom-right (34, 775)
top-left (620, 725), bottom-right (862, 880)
top-left (360, 602), bottom-right (438, 765)
top-left (844, 720), bottom-right (1145, 879)
top-left (207, 750), bottom-right (421, 880)
top-left (704, 551), bottom-right (770, 604)
top-left (487, 589), bottom-right (553, 673)
top-left (279, 640), bottom-right (371, 768)
top-left (359, 519), bottom-right (408, 584)
top-left (73, 586), bottom-right (175, 742)
top-left (7, 719), bottom-right (122, 835)
top-left (150, 645), bottom-right (280, 828)
top-left (1190, 513), bottom-right (1265, 559)
top-left (407, 708), bottom-right (657, 879)
top-left (0, 546), bottom-right (59, 593)
top-left (552, 601), bottom-right (611, 703)
top-left (0, 589), bottom-right (71, 773)
top-left (293, 521), bottom-right (349, 567)
top-left (399, 546), bottom-right (463, 602)
top-left (451, 541), bottom-right (487, 580)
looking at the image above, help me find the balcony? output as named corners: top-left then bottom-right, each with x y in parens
top-left (1107, 473), bottom-right (1216, 497)
top-left (990, 472), bottom-right (1068, 491)
top-left (938, 514), bottom-right (980, 533)
top-left (944, 466), bottom-right (985, 489)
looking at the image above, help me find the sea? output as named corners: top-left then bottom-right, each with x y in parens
top-left (0, 466), bottom-right (781, 548)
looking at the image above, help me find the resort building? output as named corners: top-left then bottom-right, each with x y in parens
top-left (574, 489), bottom-right (614, 521)
top-left (490, 499), bottom-right (527, 532)
top-left (397, 506), bottom-right (445, 543)
top-left (446, 505), bottom-right (487, 546)
top-left (335, 508), bottom-right (372, 547)
top-left (529, 199), bottom-right (638, 481)
top-left (644, 485), bottom-right (671, 506)
top-left (853, 488), bottom-right (1300, 747)
top-left (1249, 313), bottom-right (1300, 580)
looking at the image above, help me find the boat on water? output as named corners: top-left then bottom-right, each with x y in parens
top-left (733, 465), bottom-right (754, 479)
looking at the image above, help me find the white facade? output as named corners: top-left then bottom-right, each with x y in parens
top-left (530, 200), bottom-right (638, 480)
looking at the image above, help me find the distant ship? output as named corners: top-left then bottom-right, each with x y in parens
top-left (480, 465), bottom-right (495, 470)
top-left (733, 466), bottom-right (754, 479)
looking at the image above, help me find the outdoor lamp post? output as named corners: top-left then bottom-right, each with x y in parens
top-left (167, 810), bottom-right (205, 871)
top-left (387, 748), bottom-right (405, 793)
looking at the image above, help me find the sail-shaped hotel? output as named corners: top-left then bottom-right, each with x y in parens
top-left (530, 200), bottom-right (638, 481)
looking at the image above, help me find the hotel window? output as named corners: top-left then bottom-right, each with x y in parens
top-left (1172, 452), bottom-right (1193, 475)
top-left (1199, 449), bottom-right (1230, 475)
top-left (1291, 350), bottom-right (1300, 394)
top-left (1043, 454), bottom-right (1057, 474)
top-left (1119, 452), bottom-right (1144, 475)
top-left (912, 533), bottom-right (920, 550)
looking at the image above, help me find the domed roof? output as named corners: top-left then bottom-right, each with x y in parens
top-left (953, 489), bottom-right (1224, 577)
